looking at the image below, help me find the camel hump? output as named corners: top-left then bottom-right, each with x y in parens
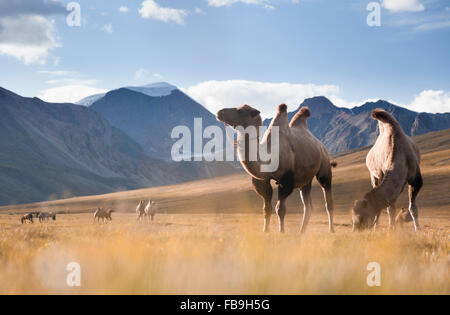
top-left (371, 109), bottom-right (400, 128)
top-left (278, 104), bottom-right (288, 114)
top-left (289, 107), bottom-right (311, 128)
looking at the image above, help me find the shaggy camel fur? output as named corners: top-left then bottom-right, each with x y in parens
top-left (144, 200), bottom-right (157, 223)
top-left (93, 208), bottom-right (114, 223)
top-left (21, 213), bottom-right (34, 224)
top-left (217, 104), bottom-right (337, 233)
top-left (352, 109), bottom-right (423, 231)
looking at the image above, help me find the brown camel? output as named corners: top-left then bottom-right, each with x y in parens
top-left (352, 109), bottom-right (423, 231)
top-left (21, 213), bottom-right (34, 224)
top-left (217, 104), bottom-right (337, 233)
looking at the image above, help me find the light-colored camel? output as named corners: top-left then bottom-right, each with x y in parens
top-left (38, 211), bottom-right (56, 223)
top-left (217, 104), bottom-right (337, 233)
top-left (352, 109), bottom-right (423, 231)
top-left (144, 200), bottom-right (157, 223)
top-left (94, 208), bottom-right (114, 223)
top-left (136, 200), bottom-right (147, 222)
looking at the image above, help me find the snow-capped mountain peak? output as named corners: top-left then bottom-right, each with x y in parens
top-left (125, 82), bottom-right (177, 97)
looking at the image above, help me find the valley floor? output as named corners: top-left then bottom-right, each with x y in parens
top-left (0, 211), bottom-right (448, 294)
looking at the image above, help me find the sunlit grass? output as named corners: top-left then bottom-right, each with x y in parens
top-left (0, 213), bottom-right (448, 295)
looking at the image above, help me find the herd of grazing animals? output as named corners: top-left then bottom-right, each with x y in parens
top-left (18, 104), bottom-right (422, 233)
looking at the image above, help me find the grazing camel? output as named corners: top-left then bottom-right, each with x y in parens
top-left (21, 213), bottom-right (34, 224)
top-left (38, 212), bottom-right (56, 223)
top-left (145, 200), bottom-right (157, 223)
top-left (217, 104), bottom-right (337, 233)
top-left (352, 109), bottom-right (423, 231)
top-left (93, 208), bottom-right (114, 223)
top-left (136, 200), bottom-right (147, 222)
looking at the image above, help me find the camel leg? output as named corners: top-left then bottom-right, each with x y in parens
top-left (275, 172), bottom-right (294, 233)
top-left (387, 204), bottom-right (398, 230)
top-left (252, 178), bottom-right (273, 233)
top-left (408, 172), bottom-right (423, 231)
top-left (317, 173), bottom-right (335, 233)
top-left (299, 182), bottom-right (313, 233)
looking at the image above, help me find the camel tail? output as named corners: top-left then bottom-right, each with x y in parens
top-left (289, 107), bottom-right (311, 128)
top-left (371, 109), bottom-right (401, 129)
top-left (330, 161), bottom-right (338, 168)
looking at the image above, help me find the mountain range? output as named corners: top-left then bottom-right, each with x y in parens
top-left (0, 86), bottom-right (234, 206)
top-left (0, 82), bottom-right (449, 206)
top-left (264, 96), bottom-right (450, 153)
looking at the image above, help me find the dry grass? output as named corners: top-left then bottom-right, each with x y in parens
top-left (0, 212), bottom-right (448, 294)
top-left (0, 129), bottom-right (449, 294)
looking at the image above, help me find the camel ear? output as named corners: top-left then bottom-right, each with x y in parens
top-left (250, 109), bottom-right (260, 117)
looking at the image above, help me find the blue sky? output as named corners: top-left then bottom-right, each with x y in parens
top-left (0, 0), bottom-right (449, 116)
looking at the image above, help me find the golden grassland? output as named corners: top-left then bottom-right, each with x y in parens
top-left (0, 129), bottom-right (449, 294)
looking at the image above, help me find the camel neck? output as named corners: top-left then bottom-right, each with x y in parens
top-left (236, 127), bottom-right (265, 180)
top-left (365, 169), bottom-right (406, 214)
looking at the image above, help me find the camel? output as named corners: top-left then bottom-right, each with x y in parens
top-left (21, 213), bottom-right (34, 224)
top-left (217, 104), bottom-right (337, 233)
top-left (352, 109), bottom-right (423, 231)
top-left (136, 200), bottom-right (147, 222)
top-left (93, 208), bottom-right (114, 223)
top-left (145, 200), bottom-right (157, 223)
top-left (38, 211), bottom-right (56, 223)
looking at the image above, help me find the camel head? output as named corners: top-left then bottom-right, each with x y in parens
top-left (395, 208), bottom-right (412, 224)
top-left (216, 105), bottom-right (261, 129)
top-left (351, 199), bottom-right (376, 231)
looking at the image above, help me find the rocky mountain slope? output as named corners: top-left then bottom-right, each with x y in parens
top-left (264, 96), bottom-right (450, 153)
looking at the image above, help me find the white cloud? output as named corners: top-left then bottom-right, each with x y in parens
top-left (135, 68), bottom-right (150, 81)
top-left (408, 90), bottom-right (450, 113)
top-left (0, 15), bottom-right (59, 64)
top-left (139, 0), bottom-right (187, 24)
top-left (183, 80), bottom-right (450, 117)
top-left (102, 23), bottom-right (113, 34)
top-left (119, 6), bottom-right (129, 13)
top-left (182, 80), bottom-right (341, 118)
top-left (414, 20), bottom-right (450, 31)
top-left (134, 68), bottom-right (163, 81)
top-left (38, 85), bottom-right (108, 104)
top-left (195, 8), bottom-right (206, 14)
top-left (382, 0), bottom-right (424, 12)
top-left (0, 0), bottom-right (66, 17)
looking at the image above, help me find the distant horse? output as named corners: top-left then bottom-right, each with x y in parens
top-left (136, 200), bottom-right (147, 222)
top-left (94, 208), bottom-right (114, 223)
top-left (21, 213), bottom-right (34, 224)
top-left (38, 212), bottom-right (56, 223)
top-left (144, 200), bottom-right (158, 223)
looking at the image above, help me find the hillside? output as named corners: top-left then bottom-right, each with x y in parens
top-left (0, 87), bottom-right (233, 206)
top-left (3, 128), bottom-right (449, 217)
top-left (90, 86), bottom-right (223, 161)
